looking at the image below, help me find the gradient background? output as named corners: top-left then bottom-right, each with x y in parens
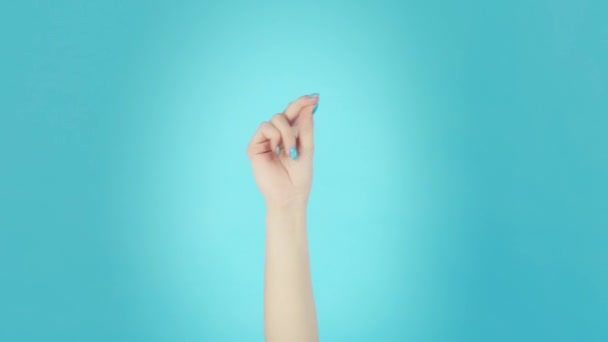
top-left (1, 0), bottom-right (607, 341)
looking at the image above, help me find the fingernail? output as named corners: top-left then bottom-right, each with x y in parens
top-left (290, 146), bottom-right (298, 160)
top-left (275, 145), bottom-right (282, 155)
top-left (307, 93), bottom-right (319, 114)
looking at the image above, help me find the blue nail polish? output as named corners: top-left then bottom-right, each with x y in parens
top-left (290, 146), bottom-right (298, 160)
top-left (308, 93), bottom-right (319, 114)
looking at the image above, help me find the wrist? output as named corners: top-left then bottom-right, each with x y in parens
top-left (265, 196), bottom-right (308, 217)
top-left (266, 198), bottom-right (308, 234)
top-left (266, 206), bottom-right (307, 224)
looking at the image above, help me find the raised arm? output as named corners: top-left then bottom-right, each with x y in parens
top-left (247, 94), bottom-right (320, 342)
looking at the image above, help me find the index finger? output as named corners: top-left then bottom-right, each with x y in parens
top-left (283, 93), bottom-right (320, 121)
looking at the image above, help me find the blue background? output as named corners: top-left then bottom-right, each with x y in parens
top-left (1, 0), bottom-right (607, 341)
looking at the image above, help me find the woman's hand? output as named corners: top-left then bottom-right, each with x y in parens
top-left (247, 94), bottom-right (319, 212)
top-left (251, 94), bottom-right (321, 341)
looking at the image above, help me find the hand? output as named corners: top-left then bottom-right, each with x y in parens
top-left (247, 94), bottom-right (319, 211)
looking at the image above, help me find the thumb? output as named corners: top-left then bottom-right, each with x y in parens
top-left (297, 104), bottom-right (315, 156)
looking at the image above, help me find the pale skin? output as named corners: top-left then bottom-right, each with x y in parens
top-left (247, 94), bottom-right (320, 342)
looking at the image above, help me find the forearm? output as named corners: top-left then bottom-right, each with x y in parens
top-left (264, 204), bottom-right (318, 342)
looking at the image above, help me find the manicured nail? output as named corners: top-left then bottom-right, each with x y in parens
top-left (307, 93), bottom-right (319, 114)
top-left (290, 146), bottom-right (298, 160)
top-left (275, 145), bottom-right (282, 155)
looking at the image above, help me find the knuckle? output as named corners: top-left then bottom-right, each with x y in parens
top-left (271, 113), bottom-right (285, 124)
top-left (286, 97), bottom-right (304, 109)
top-left (260, 121), bottom-right (276, 134)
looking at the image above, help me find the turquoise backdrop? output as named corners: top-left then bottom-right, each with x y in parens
top-left (1, 0), bottom-right (606, 341)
